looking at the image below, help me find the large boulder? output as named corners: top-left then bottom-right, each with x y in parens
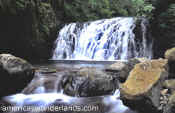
top-left (120, 59), bottom-right (168, 113)
top-left (62, 67), bottom-right (118, 97)
top-left (0, 54), bottom-right (34, 98)
top-left (105, 61), bottom-right (128, 83)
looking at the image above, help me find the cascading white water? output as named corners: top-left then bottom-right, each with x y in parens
top-left (52, 17), bottom-right (152, 60)
top-left (1, 17), bottom-right (152, 113)
top-left (4, 89), bottom-right (136, 113)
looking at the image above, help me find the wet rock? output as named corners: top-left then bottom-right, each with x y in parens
top-left (106, 58), bottom-right (148, 83)
top-left (19, 62), bottom-right (120, 97)
top-left (165, 48), bottom-right (175, 78)
top-left (0, 54), bottom-right (34, 98)
top-left (36, 68), bottom-right (57, 74)
top-left (22, 67), bottom-right (118, 97)
top-left (106, 61), bottom-right (127, 82)
top-left (120, 59), bottom-right (168, 113)
top-left (159, 89), bottom-right (170, 111)
top-left (62, 67), bottom-right (118, 97)
top-left (164, 92), bottom-right (175, 113)
top-left (78, 78), bottom-right (116, 97)
top-left (163, 79), bottom-right (175, 93)
top-left (165, 48), bottom-right (175, 61)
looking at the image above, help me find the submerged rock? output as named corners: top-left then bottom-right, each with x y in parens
top-left (62, 67), bottom-right (118, 97)
top-left (22, 67), bottom-right (118, 97)
top-left (22, 71), bottom-right (64, 94)
top-left (0, 54), bottom-right (34, 98)
top-left (120, 59), bottom-right (168, 113)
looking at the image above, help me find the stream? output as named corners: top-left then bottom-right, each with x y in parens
top-left (1, 60), bottom-right (137, 113)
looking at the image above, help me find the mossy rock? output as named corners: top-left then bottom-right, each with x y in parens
top-left (120, 59), bottom-right (168, 113)
top-left (163, 79), bottom-right (175, 93)
top-left (165, 48), bottom-right (175, 61)
top-left (0, 54), bottom-right (34, 97)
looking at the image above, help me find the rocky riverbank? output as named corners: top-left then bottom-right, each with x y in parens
top-left (119, 47), bottom-right (175, 113)
top-left (0, 54), bottom-right (34, 98)
top-left (2, 47), bottom-right (175, 113)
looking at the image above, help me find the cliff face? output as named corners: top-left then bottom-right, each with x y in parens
top-left (0, 0), bottom-right (58, 61)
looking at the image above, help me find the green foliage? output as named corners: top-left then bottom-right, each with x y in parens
top-left (61, 0), bottom-right (135, 22)
top-left (158, 4), bottom-right (175, 30)
top-left (57, 0), bottom-right (155, 22)
top-left (15, 0), bottom-right (33, 12)
top-left (16, 0), bottom-right (25, 9)
top-left (0, 0), bottom-right (16, 14)
top-left (132, 0), bottom-right (155, 19)
top-left (167, 4), bottom-right (175, 17)
top-left (38, 2), bottom-right (56, 37)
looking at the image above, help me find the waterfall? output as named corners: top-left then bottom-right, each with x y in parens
top-left (52, 17), bottom-right (152, 60)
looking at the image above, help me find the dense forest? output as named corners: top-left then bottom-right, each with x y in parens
top-left (0, 0), bottom-right (175, 61)
top-left (1, 1), bottom-right (175, 113)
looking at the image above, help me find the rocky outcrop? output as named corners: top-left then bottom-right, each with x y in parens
top-left (164, 47), bottom-right (175, 78)
top-left (163, 79), bottom-right (175, 93)
top-left (106, 61), bottom-right (128, 83)
top-left (0, 0), bottom-right (57, 61)
top-left (164, 92), bottom-right (175, 113)
top-left (120, 59), bottom-right (168, 113)
top-left (22, 67), bottom-right (118, 97)
top-left (61, 67), bottom-right (118, 97)
top-left (0, 54), bottom-right (34, 98)
top-left (165, 48), bottom-right (175, 61)
top-left (106, 58), bottom-right (148, 83)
